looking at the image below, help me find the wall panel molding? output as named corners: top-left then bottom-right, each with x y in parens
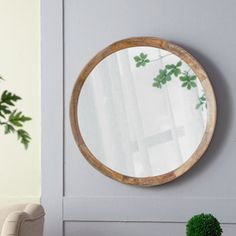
top-left (64, 196), bottom-right (236, 223)
top-left (64, 221), bottom-right (236, 236)
top-left (41, 0), bottom-right (64, 235)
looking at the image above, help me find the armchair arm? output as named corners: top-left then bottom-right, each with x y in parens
top-left (1, 204), bottom-right (45, 236)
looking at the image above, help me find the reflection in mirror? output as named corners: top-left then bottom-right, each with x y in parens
top-left (78, 47), bottom-right (208, 177)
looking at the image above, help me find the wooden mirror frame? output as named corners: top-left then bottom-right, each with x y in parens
top-left (70, 37), bottom-right (217, 186)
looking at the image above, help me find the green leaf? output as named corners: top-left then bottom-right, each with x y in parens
top-left (159, 69), bottom-right (166, 76)
top-left (136, 62), bottom-right (142, 67)
top-left (196, 93), bottom-right (207, 110)
top-left (140, 53), bottom-right (147, 59)
top-left (165, 61), bottom-right (182, 78)
top-left (180, 76), bottom-right (187, 81)
top-left (153, 81), bottom-right (162, 88)
top-left (161, 78), bottom-right (167, 84)
top-left (173, 68), bottom-right (181, 77)
top-left (9, 110), bottom-right (32, 127)
top-left (165, 64), bottom-right (175, 69)
top-left (179, 73), bottom-right (198, 90)
top-left (133, 56), bottom-right (141, 62)
top-left (0, 104), bottom-right (11, 118)
top-left (153, 68), bottom-right (173, 89)
top-left (0, 78), bottom-right (32, 149)
top-left (17, 129), bottom-right (31, 149)
top-left (166, 75), bottom-right (171, 81)
top-left (176, 61), bottom-right (182, 67)
top-left (1, 90), bottom-right (21, 106)
top-left (133, 53), bottom-right (150, 67)
top-left (200, 96), bottom-right (206, 101)
top-left (195, 103), bottom-right (202, 109)
top-left (4, 124), bottom-right (15, 134)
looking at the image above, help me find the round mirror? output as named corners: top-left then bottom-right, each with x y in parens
top-left (70, 37), bottom-right (216, 186)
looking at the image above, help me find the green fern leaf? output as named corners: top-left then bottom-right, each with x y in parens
top-left (9, 110), bottom-right (32, 127)
top-left (17, 129), bottom-right (31, 149)
top-left (1, 90), bottom-right (21, 106)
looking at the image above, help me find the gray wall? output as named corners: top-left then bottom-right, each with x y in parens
top-left (42, 0), bottom-right (236, 235)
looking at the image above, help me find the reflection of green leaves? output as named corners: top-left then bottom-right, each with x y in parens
top-left (153, 69), bottom-right (171, 88)
top-left (153, 61), bottom-right (183, 89)
top-left (133, 52), bottom-right (198, 94)
top-left (196, 94), bottom-right (207, 110)
top-left (179, 73), bottom-right (197, 90)
top-left (165, 61), bottom-right (182, 77)
top-left (133, 52), bottom-right (150, 67)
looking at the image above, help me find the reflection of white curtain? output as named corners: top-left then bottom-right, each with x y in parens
top-left (89, 51), bottom-right (153, 177)
top-left (117, 51), bottom-right (152, 176)
top-left (89, 56), bottom-right (135, 175)
top-left (158, 49), bottom-right (183, 167)
top-left (79, 47), bottom-right (207, 177)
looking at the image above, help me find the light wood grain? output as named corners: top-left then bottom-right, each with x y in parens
top-left (70, 37), bottom-right (217, 186)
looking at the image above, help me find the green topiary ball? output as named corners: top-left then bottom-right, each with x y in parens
top-left (186, 213), bottom-right (223, 236)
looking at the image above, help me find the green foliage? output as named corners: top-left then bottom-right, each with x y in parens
top-left (153, 60), bottom-right (197, 90)
top-left (0, 77), bottom-right (32, 149)
top-left (165, 60), bottom-right (182, 77)
top-left (133, 54), bottom-right (197, 90)
top-left (0, 103), bottom-right (11, 118)
top-left (17, 129), bottom-right (31, 149)
top-left (152, 61), bottom-right (183, 88)
top-left (186, 213), bottom-right (222, 236)
top-left (196, 94), bottom-right (207, 110)
top-left (134, 52), bottom-right (150, 67)
top-left (0, 91), bottom-right (22, 118)
top-left (179, 73), bottom-right (197, 90)
top-left (4, 123), bottom-right (15, 134)
top-left (133, 53), bottom-right (208, 111)
top-left (9, 110), bottom-right (31, 127)
top-left (1, 90), bottom-right (21, 106)
top-left (153, 69), bottom-right (171, 88)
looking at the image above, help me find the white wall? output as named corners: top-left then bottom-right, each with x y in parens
top-left (0, 0), bottom-right (40, 207)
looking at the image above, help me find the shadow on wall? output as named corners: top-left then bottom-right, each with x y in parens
top-left (152, 42), bottom-right (232, 188)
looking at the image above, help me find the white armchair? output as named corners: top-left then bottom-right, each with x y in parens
top-left (0, 204), bottom-right (45, 236)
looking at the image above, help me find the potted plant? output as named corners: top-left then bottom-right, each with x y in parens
top-left (0, 76), bottom-right (31, 149)
top-left (186, 213), bottom-right (223, 236)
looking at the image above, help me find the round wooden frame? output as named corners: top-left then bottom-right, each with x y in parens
top-left (70, 37), bottom-right (217, 186)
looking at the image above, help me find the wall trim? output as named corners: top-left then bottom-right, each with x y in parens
top-left (41, 0), bottom-right (64, 235)
top-left (64, 196), bottom-right (236, 224)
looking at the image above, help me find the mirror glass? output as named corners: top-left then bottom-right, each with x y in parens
top-left (78, 46), bottom-right (208, 178)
